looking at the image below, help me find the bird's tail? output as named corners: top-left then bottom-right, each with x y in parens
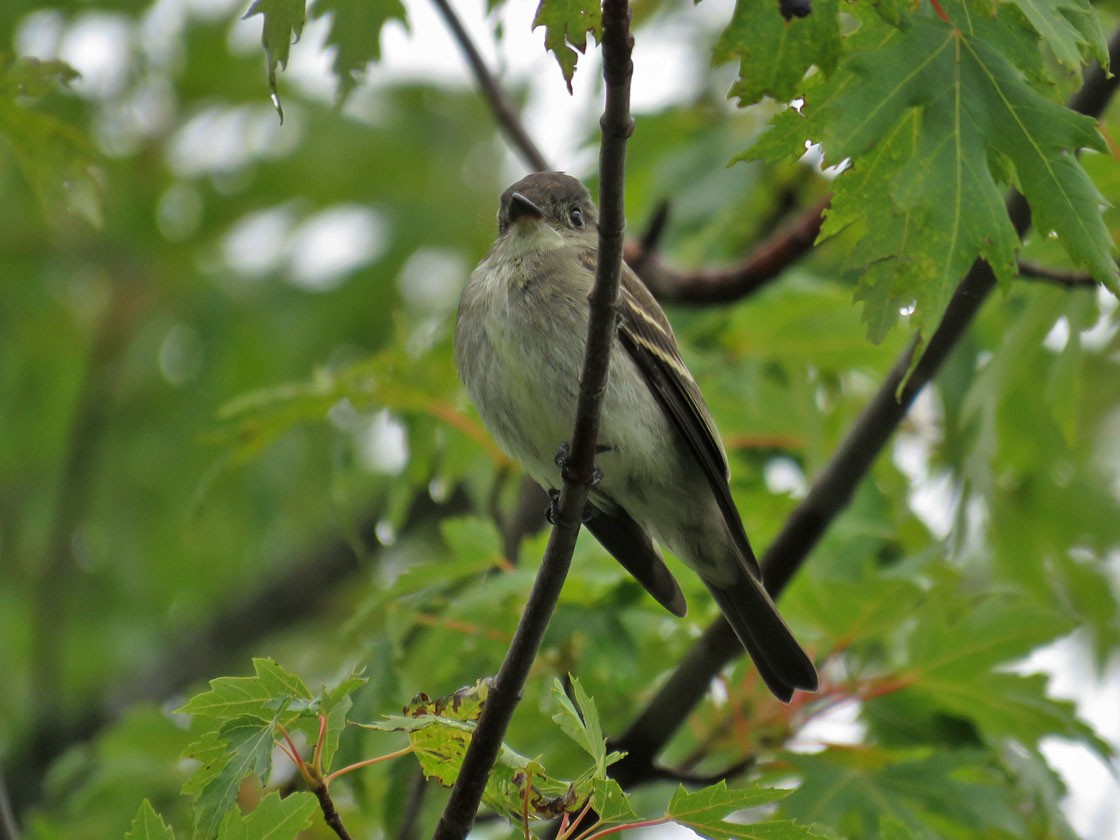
top-left (705, 573), bottom-right (818, 703)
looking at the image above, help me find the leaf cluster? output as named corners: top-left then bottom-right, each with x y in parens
top-left (2, 0), bottom-right (1118, 839)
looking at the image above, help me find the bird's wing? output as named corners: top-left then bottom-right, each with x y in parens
top-left (604, 256), bottom-right (762, 580)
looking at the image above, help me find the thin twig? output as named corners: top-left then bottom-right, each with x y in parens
top-left (637, 200), bottom-right (671, 255)
top-left (625, 195), bottom-right (830, 304)
top-left (644, 755), bottom-right (756, 786)
top-left (608, 23), bottom-right (1120, 788)
top-left (7, 489), bottom-right (468, 816)
top-left (313, 781), bottom-right (354, 840)
top-left (394, 767), bottom-right (428, 840)
top-left (498, 477), bottom-right (551, 565)
top-left (431, 4), bottom-right (635, 838)
top-left (428, 0), bottom-right (830, 310)
top-left (428, 0), bottom-right (551, 172)
top-left (0, 767), bottom-right (19, 840)
top-left (1017, 260), bottom-right (1101, 288)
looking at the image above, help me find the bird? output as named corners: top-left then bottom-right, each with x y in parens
top-left (453, 172), bottom-right (818, 701)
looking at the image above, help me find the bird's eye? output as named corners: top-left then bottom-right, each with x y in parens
top-left (569, 206), bottom-right (584, 227)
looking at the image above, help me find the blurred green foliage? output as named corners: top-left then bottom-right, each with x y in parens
top-left (1, 0), bottom-right (1118, 838)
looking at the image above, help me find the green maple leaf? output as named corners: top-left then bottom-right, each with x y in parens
top-left (901, 593), bottom-right (1113, 759)
top-left (314, 669), bottom-right (366, 769)
top-left (667, 781), bottom-right (824, 840)
top-left (1004, 0), bottom-right (1108, 70)
top-left (177, 661), bottom-right (365, 835)
top-left (550, 677), bottom-right (623, 778)
top-left (784, 747), bottom-right (1025, 838)
top-left (187, 717), bottom-right (279, 839)
top-left (311, 0), bottom-right (407, 104)
top-left (126, 800), bottom-right (176, 840)
top-left (836, 12), bottom-right (1115, 332)
top-left (589, 777), bottom-right (639, 826)
top-left (747, 4), bottom-right (1117, 344)
top-left (0, 55), bottom-right (101, 226)
top-left (714, 0), bottom-right (841, 105)
top-left (242, 0), bottom-right (307, 120)
top-left (793, 572), bottom-right (927, 646)
top-left (215, 791), bottom-right (317, 840)
top-left (533, 0), bottom-right (602, 93)
top-left (176, 658), bottom-right (313, 722)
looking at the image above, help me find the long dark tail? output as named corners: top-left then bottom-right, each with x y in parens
top-left (705, 574), bottom-right (818, 703)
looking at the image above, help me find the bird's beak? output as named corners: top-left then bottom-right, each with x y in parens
top-left (508, 192), bottom-right (545, 224)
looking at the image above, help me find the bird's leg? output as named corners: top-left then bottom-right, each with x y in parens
top-left (545, 488), bottom-right (561, 524)
top-left (554, 441), bottom-right (610, 487)
top-left (544, 488), bottom-right (595, 525)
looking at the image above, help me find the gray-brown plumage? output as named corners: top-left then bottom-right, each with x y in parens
top-left (454, 172), bottom-right (818, 701)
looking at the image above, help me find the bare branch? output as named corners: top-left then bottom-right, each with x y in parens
top-left (1018, 260), bottom-right (1102, 288)
top-left (645, 755), bottom-right (756, 786)
top-left (498, 477), bottom-right (551, 564)
top-left (0, 767), bottom-right (19, 840)
top-left (7, 489), bottom-right (468, 816)
top-left (626, 195), bottom-right (829, 304)
top-left (313, 781), bottom-right (353, 840)
top-left (608, 22), bottom-right (1120, 788)
top-left (428, 0), bottom-right (550, 172)
top-left (432, 4), bottom-right (635, 837)
top-left (395, 768), bottom-right (428, 840)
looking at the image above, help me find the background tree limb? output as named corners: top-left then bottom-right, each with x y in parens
top-left (609, 25), bottom-right (1120, 785)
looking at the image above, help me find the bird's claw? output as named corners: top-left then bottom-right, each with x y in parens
top-left (545, 489), bottom-right (561, 525)
top-left (554, 441), bottom-right (609, 487)
top-left (544, 488), bottom-right (594, 524)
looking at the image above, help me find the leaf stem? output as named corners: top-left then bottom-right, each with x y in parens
top-left (276, 722), bottom-right (315, 788)
top-left (313, 779), bottom-right (354, 840)
top-left (427, 0), bottom-right (550, 172)
top-left (323, 745), bottom-right (416, 786)
top-left (579, 816), bottom-right (669, 840)
top-left (558, 796), bottom-right (596, 840)
top-left (313, 714), bottom-right (327, 771)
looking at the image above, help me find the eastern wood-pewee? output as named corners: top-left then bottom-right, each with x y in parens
top-left (454, 172), bottom-right (818, 702)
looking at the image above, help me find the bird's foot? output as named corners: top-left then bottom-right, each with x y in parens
top-left (545, 488), bottom-right (595, 525)
top-left (553, 441), bottom-right (610, 487)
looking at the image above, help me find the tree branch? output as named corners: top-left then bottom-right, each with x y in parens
top-left (428, 0), bottom-right (551, 172)
top-left (429, 0), bottom-right (833, 312)
top-left (1018, 260), bottom-right (1103, 288)
top-left (395, 767), bottom-right (428, 840)
top-left (431, 4), bottom-right (635, 837)
top-left (0, 768), bottom-right (18, 840)
top-left (625, 195), bottom-right (830, 304)
top-left (6, 489), bottom-right (468, 816)
top-left (313, 780), bottom-right (353, 840)
top-left (609, 23), bottom-right (1120, 787)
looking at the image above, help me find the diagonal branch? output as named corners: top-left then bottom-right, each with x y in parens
top-left (429, 0), bottom-right (828, 308)
top-left (0, 767), bottom-right (18, 840)
top-left (608, 24), bottom-right (1120, 787)
top-left (5, 488), bottom-right (469, 816)
top-left (428, 0), bottom-right (550, 172)
top-left (431, 4), bottom-right (635, 838)
top-left (1018, 259), bottom-right (1105, 288)
top-left (625, 195), bottom-right (830, 304)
